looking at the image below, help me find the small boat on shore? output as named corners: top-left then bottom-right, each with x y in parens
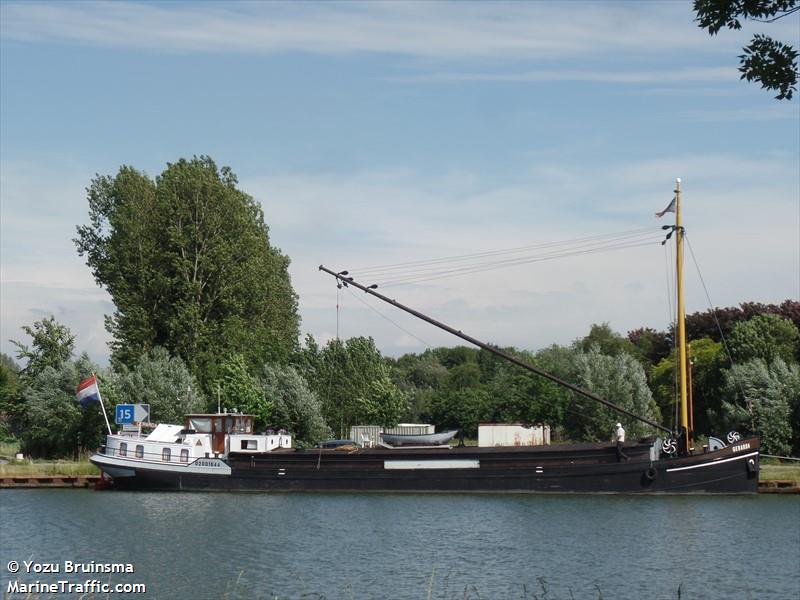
top-left (380, 430), bottom-right (459, 447)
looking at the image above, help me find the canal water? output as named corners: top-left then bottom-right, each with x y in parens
top-left (1, 490), bottom-right (798, 599)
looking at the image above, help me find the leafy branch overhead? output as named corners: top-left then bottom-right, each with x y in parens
top-left (694, 0), bottom-right (799, 99)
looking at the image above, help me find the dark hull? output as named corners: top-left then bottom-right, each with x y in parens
top-left (98, 437), bottom-right (760, 495)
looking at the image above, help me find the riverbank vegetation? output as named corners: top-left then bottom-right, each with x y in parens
top-left (1, 157), bottom-right (797, 462)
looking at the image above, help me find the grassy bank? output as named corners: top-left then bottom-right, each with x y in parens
top-left (0, 459), bottom-right (99, 478)
top-left (760, 463), bottom-right (800, 481)
top-left (0, 442), bottom-right (99, 477)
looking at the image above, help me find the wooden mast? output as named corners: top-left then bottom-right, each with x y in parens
top-left (675, 178), bottom-right (690, 449)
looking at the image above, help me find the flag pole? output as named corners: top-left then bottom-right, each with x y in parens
top-left (93, 372), bottom-right (113, 435)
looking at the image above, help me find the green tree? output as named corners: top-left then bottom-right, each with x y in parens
top-left (218, 353), bottom-right (271, 427)
top-left (74, 157), bottom-right (300, 388)
top-left (720, 358), bottom-right (798, 455)
top-left (10, 316), bottom-right (75, 377)
top-left (627, 327), bottom-right (672, 373)
top-left (727, 313), bottom-right (799, 365)
top-left (112, 347), bottom-right (204, 425)
top-left (485, 362), bottom-right (562, 427)
top-left (578, 323), bottom-right (636, 357)
top-left (0, 354), bottom-right (21, 443)
top-left (650, 337), bottom-right (726, 435)
top-left (18, 355), bottom-right (107, 458)
top-left (305, 336), bottom-right (406, 438)
top-left (261, 364), bottom-right (330, 445)
top-left (569, 348), bottom-right (661, 442)
top-left (391, 352), bottom-right (448, 423)
top-left (429, 386), bottom-right (490, 437)
top-left (694, 0), bottom-right (799, 99)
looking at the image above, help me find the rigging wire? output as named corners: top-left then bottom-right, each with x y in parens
top-left (374, 231), bottom-right (661, 281)
top-left (663, 241), bottom-right (680, 433)
top-left (352, 227), bottom-right (658, 277)
top-left (684, 234), bottom-right (749, 407)
top-left (344, 286), bottom-right (433, 349)
top-left (376, 238), bottom-right (663, 288)
top-left (325, 284), bottom-right (343, 409)
top-left (336, 285), bottom-right (341, 340)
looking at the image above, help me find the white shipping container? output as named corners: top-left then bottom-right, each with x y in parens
top-left (478, 423), bottom-right (550, 447)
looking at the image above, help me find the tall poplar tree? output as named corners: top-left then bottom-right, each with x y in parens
top-left (75, 157), bottom-right (299, 388)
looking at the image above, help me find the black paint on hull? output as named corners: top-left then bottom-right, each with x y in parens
top-left (101, 438), bottom-right (760, 495)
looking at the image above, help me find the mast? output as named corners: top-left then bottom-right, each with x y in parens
top-left (674, 178), bottom-right (690, 448)
top-left (319, 265), bottom-right (672, 435)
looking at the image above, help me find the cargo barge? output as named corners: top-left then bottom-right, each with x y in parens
top-left (90, 180), bottom-right (761, 494)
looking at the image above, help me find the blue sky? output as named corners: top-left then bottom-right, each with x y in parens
top-left (1, 1), bottom-right (798, 364)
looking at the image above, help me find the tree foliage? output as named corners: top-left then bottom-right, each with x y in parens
top-left (0, 354), bottom-right (21, 442)
top-left (9, 299), bottom-right (799, 457)
top-left (727, 313), bottom-right (799, 365)
top-left (300, 336), bottom-right (406, 438)
top-left (720, 358), bottom-right (799, 455)
top-left (11, 316), bottom-right (75, 378)
top-left (694, 0), bottom-right (799, 99)
top-left (112, 347), bottom-right (204, 425)
top-left (579, 323), bottom-right (636, 357)
top-left (650, 338), bottom-right (726, 435)
top-left (261, 363), bottom-right (330, 445)
top-left (569, 348), bottom-right (661, 442)
top-left (627, 327), bottom-right (672, 372)
top-left (218, 353), bottom-right (271, 427)
top-left (18, 355), bottom-right (107, 458)
top-left (74, 157), bottom-right (300, 389)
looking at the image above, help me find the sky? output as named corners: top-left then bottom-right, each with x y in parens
top-left (1, 1), bottom-right (798, 366)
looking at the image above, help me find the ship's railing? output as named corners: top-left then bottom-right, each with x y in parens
top-left (99, 442), bottom-right (203, 464)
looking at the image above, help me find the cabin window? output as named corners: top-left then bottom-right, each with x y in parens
top-left (135, 445), bottom-right (144, 459)
top-left (240, 439), bottom-right (257, 450)
top-left (119, 442), bottom-right (127, 457)
top-left (188, 418), bottom-right (212, 433)
top-left (162, 448), bottom-right (171, 462)
top-left (180, 449), bottom-right (189, 463)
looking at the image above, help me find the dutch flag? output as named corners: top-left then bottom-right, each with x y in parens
top-left (76, 375), bottom-right (100, 408)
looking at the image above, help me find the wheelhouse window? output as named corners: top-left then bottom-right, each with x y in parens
top-left (180, 449), bottom-right (189, 463)
top-left (135, 445), bottom-right (144, 459)
top-left (119, 442), bottom-right (127, 457)
top-left (162, 448), bottom-right (171, 462)
top-left (187, 417), bottom-right (212, 433)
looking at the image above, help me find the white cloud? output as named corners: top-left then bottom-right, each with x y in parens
top-left (245, 154), bottom-right (799, 356)
top-left (2, 152), bottom-right (796, 364)
top-left (0, 1), bottom-right (757, 61)
top-left (389, 67), bottom-right (740, 84)
top-left (0, 159), bottom-right (113, 363)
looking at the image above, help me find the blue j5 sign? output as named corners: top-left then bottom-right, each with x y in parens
top-left (115, 404), bottom-right (134, 424)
